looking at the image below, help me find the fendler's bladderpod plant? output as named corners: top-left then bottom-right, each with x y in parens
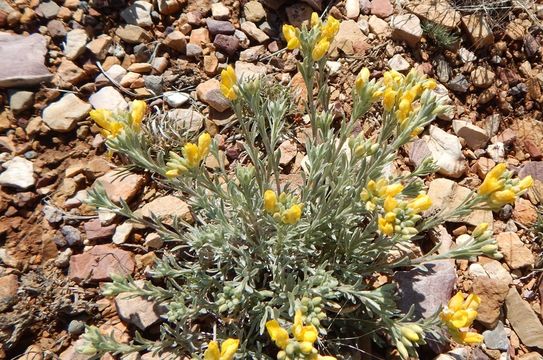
top-left (79, 13), bottom-right (533, 360)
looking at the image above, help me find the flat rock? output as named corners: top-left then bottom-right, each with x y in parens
top-left (391, 14), bottom-right (422, 47)
top-left (196, 78), bottom-right (230, 112)
top-left (89, 86), bottom-right (128, 111)
top-left (166, 109), bottom-right (204, 133)
top-left (496, 232), bottom-right (534, 269)
top-left (519, 161), bottom-right (543, 181)
top-left (68, 244), bottom-right (135, 283)
top-left (86, 35), bottom-right (112, 60)
top-left (116, 24), bottom-right (151, 44)
top-left (42, 93), bottom-right (91, 132)
top-left (234, 60), bottom-right (267, 79)
top-left (163, 30), bottom-right (186, 52)
top-left (240, 21), bottom-right (269, 43)
top-left (370, 0), bottom-right (393, 18)
top-left (213, 34), bottom-right (239, 56)
top-left (426, 178), bottom-right (493, 226)
top-left (0, 33), bottom-right (53, 88)
top-left (472, 276), bottom-right (509, 328)
top-left (452, 120), bottom-right (489, 150)
top-left (0, 156), bottom-right (36, 190)
top-left (206, 18), bottom-right (235, 36)
top-left (505, 288), bottom-right (543, 349)
top-left (9, 90), bottom-right (34, 113)
top-left (84, 219), bottom-right (116, 242)
top-left (163, 91), bottom-right (190, 107)
top-left (483, 321), bottom-right (509, 351)
top-left (330, 20), bottom-right (369, 56)
top-left (115, 280), bottom-right (166, 330)
top-left (423, 125), bottom-right (467, 178)
top-left (57, 58), bottom-right (86, 86)
top-left (462, 14), bottom-right (494, 48)
top-left (94, 170), bottom-right (145, 203)
top-left (120, 0), bottom-right (153, 27)
top-left (471, 67), bottom-right (495, 88)
top-left (112, 222), bottom-right (133, 244)
top-left (95, 64), bottom-right (127, 85)
top-left (36, 1), bottom-right (59, 19)
top-left (134, 195), bottom-right (192, 226)
top-left (388, 54), bottom-right (410, 72)
top-left (394, 260), bottom-right (456, 318)
top-left (406, 0), bottom-right (461, 29)
top-left (481, 259), bottom-right (512, 285)
top-left (278, 139), bottom-right (298, 166)
top-left (64, 28), bottom-right (88, 60)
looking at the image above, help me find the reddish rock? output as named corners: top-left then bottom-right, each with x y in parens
top-left (68, 244), bottom-right (135, 283)
top-left (524, 140), bottom-right (542, 160)
top-left (94, 170), bottom-right (145, 203)
top-left (84, 218), bottom-right (116, 242)
top-left (0, 274), bottom-right (18, 311)
top-left (213, 34), bottom-right (239, 57)
top-left (370, 0), bottom-right (393, 18)
top-left (512, 198), bottom-right (538, 226)
top-left (472, 276), bottom-right (509, 328)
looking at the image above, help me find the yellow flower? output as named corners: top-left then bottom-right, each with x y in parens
top-left (183, 143), bottom-right (201, 168)
top-left (519, 175), bottom-right (533, 190)
top-left (490, 189), bottom-right (516, 205)
top-left (220, 65), bottom-right (237, 101)
top-left (281, 204), bottom-right (302, 224)
top-left (472, 223), bottom-right (488, 238)
top-left (378, 216), bottom-right (394, 236)
top-left (383, 196), bottom-right (397, 212)
top-left (422, 79), bottom-right (437, 90)
top-left (130, 100), bottom-right (147, 130)
top-left (400, 326), bottom-right (420, 342)
top-left (90, 109), bottom-right (124, 139)
top-left (479, 163), bottom-right (507, 195)
top-left (204, 339), bottom-right (239, 360)
top-left (311, 12), bottom-right (321, 27)
top-left (408, 194), bottom-right (432, 213)
top-left (282, 24), bottom-right (300, 49)
top-left (266, 320), bottom-right (289, 349)
top-left (441, 292), bottom-right (481, 334)
top-left (321, 15), bottom-right (340, 41)
top-left (312, 38), bottom-right (330, 61)
top-left (264, 190), bottom-right (277, 214)
top-left (383, 88), bottom-right (397, 112)
top-left (355, 68), bottom-right (370, 91)
top-left (385, 183), bottom-right (404, 197)
top-left (398, 97), bottom-right (411, 114)
top-left (457, 331), bottom-right (484, 344)
top-left (198, 132), bottom-right (212, 159)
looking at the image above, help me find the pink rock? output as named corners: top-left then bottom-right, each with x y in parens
top-left (0, 274), bottom-right (18, 310)
top-left (370, 0), bottom-right (393, 18)
top-left (68, 244), bottom-right (135, 283)
top-left (94, 170), bottom-right (146, 203)
top-left (84, 218), bottom-right (116, 241)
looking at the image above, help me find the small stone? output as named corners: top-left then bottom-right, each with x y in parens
top-left (186, 43), bottom-right (203, 57)
top-left (134, 195), bottom-right (192, 226)
top-left (391, 14), bottom-right (422, 47)
top-left (42, 93), bottom-right (91, 132)
top-left (468, 263), bottom-right (487, 278)
top-left (43, 205), bottom-right (63, 224)
top-left (0, 274), bottom-right (18, 311)
top-left (234, 60), bottom-right (267, 79)
top-left (452, 120), bottom-right (489, 150)
top-left (483, 321), bottom-right (509, 351)
top-left (36, 1), bottom-right (59, 19)
top-left (47, 19), bottom-right (66, 37)
top-left (157, 0), bottom-right (180, 15)
top-left (473, 157), bottom-right (495, 179)
top-left (95, 64), bottom-right (127, 85)
top-left (345, 0), bottom-right (360, 19)
top-left (163, 91), bottom-right (190, 108)
top-left (86, 35), bottom-right (112, 60)
top-left (120, 0), bottom-right (153, 27)
top-left (426, 178), bottom-right (493, 226)
top-left (189, 28), bottom-right (210, 45)
top-left (89, 86), bottom-right (128, 111)
top-left (68, 244), bottom-right (135, 283)
top-left (496, 232), bottom-right (534, 270)
top-left (61, 225), bottom-right (82, 246)
top-left (388, 54), bottom-right (410, 72)
top-left (151, 57), bottom-right (168, 74)
top-left (128, 62), bottom-right (153, 73)
top-left (9, 90), bottom-right (34, 113)
top-left (196, 78), bottom-right (230, 112)
top-left (64, 28), bottom-right (88, 60)
top-left (481, 259), bottom-right (512, 285)
top-left (447, 74), bottom-right (469, 93)
top-left (471, 67), bottom-right (495, 88)
top-left (472, 276), bottom-right (509, 328)
top-left (487, 142), bottom-right (505, 162)
top-left (426, 125), bottom-right (466, 178)
top-left (84, 219), bottom-right (116, 242)
top-left (57, 58), bottom-right (86, 86)
top-left (116, 281), bottom-right (166, 330)
top-left (240, 21), bottom-right (269, 43)
top-left (213, 34), bottom-right (240, 56)
top-left (458, 47), bottom-right (477, 63)
top-left (144, 233), bottom-right (163, 249)
top-left (244, 0), bottom-right (266, 23)
top-left (370, 0), bottom-right (393, 18)
top-left (211, 2), bottom-right (230, 20)
top-left (330, 19), bottom-right (369, 56)
top-left (394, 260), bottom-right (457, 318)
top-left (94, 170), bottom-right (145, 203)
top-left (505, 21), bottom-right (525, 40)
top-left (278, 140), bottom-right (298, 166)
top-left (113, 222), bottom-right (133, 244)
top-left (68, 320), bottom-right (86, 336)
top-left (167, 108), bottom-right (204, 133)
top-left (203, 54), bottom-right (219, 75)
top-left (206, 18), bottom-right (235, 36)
top-left (406, 1), bottom-right (461, 29)
top-left (505, 288), bottom-right (543, 349)
top-left (163, 30), bottom-right (186, 52)
top-left (54, 248), bottom-right (72, 268)
top-left (285, 3), bottom-right (312, 28)
top-left (462, 14), bottom-right (494, 48)
top-left (368, 15), bottom-right (390, 37)
top-left (116, 24), bottom-right (152, 44)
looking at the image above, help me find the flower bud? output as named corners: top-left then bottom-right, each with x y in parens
top-left (472, 223), bottom-right (489, 238)
top-left (481, 244), bottom-right (498, 254)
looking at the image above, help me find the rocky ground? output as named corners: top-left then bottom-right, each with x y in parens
top-left (0, 0), bottom-right (542, 359)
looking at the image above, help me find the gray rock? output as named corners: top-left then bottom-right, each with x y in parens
top-left (394, 260), bottom-right (457, 318)
top-left (206, 19), bottom-right (235, 36)
top-left (505, 288), bottom-right (543, 349)
top-left (388, 54), bottom-right (410, 72)
top-left (519, 161), bottom-right (543, 181)
top-left (483, 321), bottom-right (509, 351)
top-left (452, 120), bottom-right (489, 150)
top-left (240, 21), bottom-right (269, 43)
top-left (9, 90), bottom-right (34, 113)
top-left (64, 29), bottom-right (88, 61)
top-left (447, 74), bottom-right (470, 92)
top-left (47, 19), bottom-right (66, 38)
top-left (112, 222), bottom-right (133, 244)
top-left (144, 75), bottom-right (163, 95)
top-left (120, 0), bottom-right (153, 27)
top-left (167, 109), bottom-right (204, 133)
top-left (68, 320), bottom-right (86, 335)
top-left (42, 93), bottom-right (91, 132)
top-left (36, 1), bottom-right (60, 19)
top-left (186, 43), bottom-right (203, 57)
top-left (61, 225), bottom-right (82, 246)
top-left (0, 33), bottom-right (53, 88)
top-left (89, 86), bottom-right (128, 111)
top-left (391, 14), bottom-right (422, 47)
top-left (95, 64), bottom-right (127, 85)
top-left (0, 156), bottom-right (34, 190)
top-left (425, 125), bottom-right (467, 178)
top-left (43, 205), bottom-right (63, 224)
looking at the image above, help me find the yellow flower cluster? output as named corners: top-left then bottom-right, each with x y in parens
top-left (264, 190), bottom-right (303, 225)
top-left (89, 100), bottom-right (147, 139)
top-left (220, 65), bottom-right (237, 101)
top-left (204, 338), bottom-right (239, 360)
top-left (478, 163), bottom-right (533, 209)
top-left (282, 12), bottom-right (340, 61)
top-left (165, 132), bottom-right (212, 177)
top-left (440, 292), bottom-right (484, 344)
top-left (379, 70), bottom-right (437, 135)
top-left (395, 323), bottom-right (425, 359)
top-left (266, 311), bottom-right (335, 360)
top-left (360, 179), bottom-right (431, 238)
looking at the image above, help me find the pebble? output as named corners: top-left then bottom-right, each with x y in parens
top-left (94, 170), bottom-right (145, 203)
top-left (163, 91), bottom-right (190, 107)
top-left (240, 21), bottom-right (269, 43)
top-left (472, 276), bottom-right (509, 328)
top-left (57, 58), bottom-right (86, 86)
top-left (9, 90), bottom-right (34, 113)
top-left (157, 0), bottom-right (180, 15)
top-left (115, 280), bottom-right (167, 330)
top-left (54, 248), bottom-right (72, 268)
top-left (43, 204), bottom-right (63, 224)
top-left (84, 218), bottom-right (116, 242)
top-left (330, 20), bottom-right (368, 56)
top-left (42, 93), bottom-right (91, 132)
top-left (206, 18), bottom-right (235, 36)
top-left (211, 2), bottom-right (230, 20)
top-left (64, 28), bottom-right (88, 60)
top-left (213, 34), bottom-right (240, 56)
top-left (61, 225), bottom-right (82, 246)
top-left (244, 0), bottom-right (266, 23)
top-left (387, 54), bottom-right (410, 72)
top-left (368, 15), bottom-right (390, 37)
top-left (345, 0), bottom-right (360, 19)
top-left (47, 19), bottom-right (66, 38)
top-left (36, 1), bottom-right (60, 19)
top-left (116, 24), bottom-right (152, 44)
top-left (483, 321), bottom-right (509, 351)
top-left (0, 274), bottom-right (18, 311)
top-left (452, 120), bottom-right (489, 150)
top-left (370, 0), bottom-right (393, 18)
top-left (391, 14), bottom-right (422, 47)
top-left (462, 14), bottom-right (494, 48)
top-left (186, 43), bottom-right (203, 57)
top-left (89, 86), bottom-right (128, 111)
top-left (112, 222), bottom-right (133, 244)
top-left (134, 195), bottom-right (192, 227)
top-left (68, 320), bottom-right (86, 336)
top-left (144, 232), bottom-right (163, 249)
top-left (120, 0), bottom-right (153, 27)
top-left (471, 67), bottom-right (495, 88)
top-left (86, 35), bottom-right (112, 60)
top-left (196, 79), bottom-right (230, 112)
top-left (68, 244), bottom-right (135, 283)
top-left (95, 64), bottom-right (127, 85)
top-left (458, 47), bottom-right (477, 63)
top-left (163, 30), bottom-right (186, 52)
top-left (496, 232), bottom-right (535, 269)
top-left (425, 125), bottom-right (466, 178)
top-left (0, 156), bottom-right (34, 190)
top-left (447, 74), bottom-right (470, 93)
